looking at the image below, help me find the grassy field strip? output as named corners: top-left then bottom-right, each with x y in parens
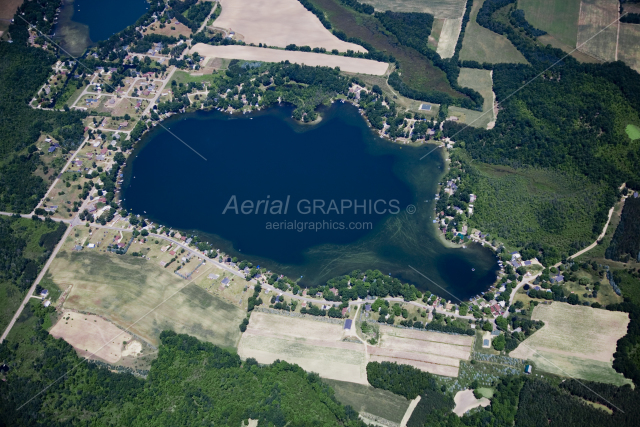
top-left (428, 18), bottom-right (446, 49)
top-left (359, 0), bottom-right (467, 19)
top-left (381, 325), bottom-right (474, 346)
top-left (369, 355), bottom-right (459, 377)
top-left (459, 0), bottom-right (527, 64)
top-left (214, 0), bottom-right (365, 52)
top-left (436, 17), bottom-right (464, 59)
top-left (369, 347), bottom-right (461, 367)
top-left (577, 0), bottom-right (619, 62)
top-left (242, 328), bottom-right (363, 352)
top-left (379, 335), bottom-right (471, 359)
top-left (189, 44), bottom-right (389, 75)
top-left (456, 67), bottom-right (494, 128)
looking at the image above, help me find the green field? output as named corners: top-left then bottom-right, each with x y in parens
top-left (48, 248), bottom-right (246, 348)
top-left (626, 124), bottom-right (640, 141)
top-left (359, 0), bottom-right (467, 18)
top-left (518, 0), bottom-right (581, 47)
top-left (171, 70), bottom-right (219, 87)
top-left (459, 0), bottom-right (528, 64)
top-left (453, 68), bottom-right (494, 128)
top-left (322, 378), bottom-right (411, 424)
top-left (476, 387), bottom-right (494, 398)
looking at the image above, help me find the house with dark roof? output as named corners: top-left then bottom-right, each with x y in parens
top-left (343, 319), bottom-right (352, 329)
top-left (221, 277), bottom-right (230, 286)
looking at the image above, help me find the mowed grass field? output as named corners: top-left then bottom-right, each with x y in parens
top-left (453, 68), bottom-right (494, 128)
top-left (510, 303), bottom-right (632, 385)
top-left (617, 23), bottom-right (640, 73)
top-left (518, 0), bottom-right (581, 47)
top-left (238, 312), bottom-right (369, 384)
top-left (436, 17), bottom-right (464, 59)
top-left (372, 325), bottom-right (473, 377)
top-left (577, 0), bottom-right (619, 62)
top-left (323, 379), bottom-right (410, 425)
top-left (48, 248), bottom-right (246, 349)
top-left (359, 0), bottom-right (467, 19)
top-left (459, 0), bottom-right (528, 64)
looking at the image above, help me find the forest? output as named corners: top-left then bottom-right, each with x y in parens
top-left (606, 197), bottom-right (640, 262)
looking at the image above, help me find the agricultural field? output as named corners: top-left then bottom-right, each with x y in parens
top-left (237, 311), bottom-right (369, 384)
top-left (576, 0), bottom-right (619, 62)
top-left (359, 0), bottom-right (467, 19)
top-left (214, 0), bottom-right (365, 52)
top-left (428, 18), bottom-right (446, 49)
top-left (518, 0), bottom-right (581, 47)
top-left (371, 325), bottom-right (473, 377)
top-left (436, 17), bottom-right (464, 59)
top-left (617, 23), bottom-right (640, 73)
top-left (323, 379), bottom-right (411, 425)
top-left (47, 230), bottom-right (246, 349)
top-left (459, 0), bottom-right (527, 64)
top-left (189, 44), bottom-right (390, 75)
top-left (454, 68), bottom-right (494, 128)
top-left (510, 302), bottom-right (631, 385)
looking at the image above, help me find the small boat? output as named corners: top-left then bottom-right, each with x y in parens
top-left (472, 268), bottom-right (475, 271)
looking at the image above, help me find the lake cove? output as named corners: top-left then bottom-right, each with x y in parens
top-left (122, 103), bottom-right (499, 299)
top-left (54, 0), bottom-right (149, 56)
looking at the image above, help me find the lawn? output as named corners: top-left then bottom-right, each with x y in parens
top-left (509, 302), bottom-right (632, 386)
top-left (47, 243), bottom-right (246, 349)
top-left (454, 68), bottom-right (494, 128)
top-left (322, 378), bottom-right (411, 424)
top-left (171, 70), bottom-right (219, 87)
top-left (459, 0), bottom-right (528, 64)
top-left (518, 0), bottom-right (581, 47)
top-left (626, 124), bottom-right (640, 141)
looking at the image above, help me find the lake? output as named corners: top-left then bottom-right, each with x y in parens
top-left (121, 103), bottom-right (499, 300)
top-left (54, 0), bottom-right (149, 56)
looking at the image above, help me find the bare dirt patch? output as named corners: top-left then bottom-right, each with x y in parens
top-left (189, 44), bottom-right (389, 75)
top-left (214, 0), bottom-right (365, 52)
top-left (0, 0), bottom-right (23, 20)
top-left (617, 23), bottom-right (640, 73)
top-left (576, 0), bottom-right (619, 62)
top-left (50, 310), bottom-right (131, 364)
top-left (453, 389), bottom-right (490, 416)
top-left (238, 312), bottom-right (368, 384)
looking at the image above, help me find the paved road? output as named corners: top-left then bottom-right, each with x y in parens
top-left (0, 222), bottom-right (74, 343)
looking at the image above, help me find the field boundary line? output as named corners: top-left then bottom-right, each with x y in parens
top-left (16, 267), bottom-right (210, 411)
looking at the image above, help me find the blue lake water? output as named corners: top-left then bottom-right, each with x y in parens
top-left (70, 0), bottom-right (149, 41)
top-left (122, 104), bottom-right (499, 299)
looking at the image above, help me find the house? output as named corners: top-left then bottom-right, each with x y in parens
top-left (100, 148), bottom-right (108, 154)
top-left (343, 319), bottom-right (353, 329)
top-left (208, 273), bottom-right (220, 280)
top-left (365, 304), bottom-right (371, 312)
top-left (419, 103), bottom-right (432, 111)
top-left (550, 274), bottom-right (564, 283)
top-left (87, 243), bottom-right (95, 248)
top-left (524, 260), bottom-right (532, 266)
top-left (96, 155), bottom-right (106, 161)
top-left (525, 365), bottom-right (532, 374)
top-left (40, 289), bottom-right (49, 296)
top-left (169, 250), bottom-right (175, 255)
top-left (341, 307), bottom-right (348, 316)
top-left (74, 245), bottom-right (83, 251)
top-left (48, 146), bottom-right (57, 153)
top-left (275, 296), bottom-right (280, 303)
top-left (491, 330), bottom-right (500, 336)
top-left (483, 339), bottom-right (490, 347)
top-left (43, 300), bottom-right (51, 308)
top-left (185, 238), bottom-right (192, 244)
top-left (221, 277), bottom-right (231, 286)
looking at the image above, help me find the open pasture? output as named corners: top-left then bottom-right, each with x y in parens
top-left (576, 0), bottom-right (619, 62)
top-left (359, 0), bottom-right (467, 19)
top-left (238, 311), bottom-right (369, 384)
top-left (518, 0), bottom-right (581, 47)
top-left (456, 68), bottom-right (494, 128)
top-left (214, 0), bottom-right (365, 52)
top-left (510, 302), bottom-right (631, 385)
top-left (48, 247), bottom-right (246, 349)
top-left (459, 0), bottom-right (527, 64)
top-left (189, 44), bottom-right (389, 75)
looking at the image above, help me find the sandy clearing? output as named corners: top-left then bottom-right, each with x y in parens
top-left (379, 335), bottom-right (471, 360)
top-left (189, 44), bottom-right (389, 75)
top-left (453, 390), bottom-right (490, 416)
top-left (50, 310), bottom-right (131, 364)
top-left (122, 340), bottom-right (142, 357)
top-left (214, 0), bottom-right (365, 52)
top-left (510, 303), bottom-right (629, 363)
top-left (369, 347), bottom-right (461, 367)
top-left (369, 355), bottom-right (459, 377)
top-left (379, 325), bottom-right (474, 346)
top-left (436, 17), bottom-right (464, 59)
